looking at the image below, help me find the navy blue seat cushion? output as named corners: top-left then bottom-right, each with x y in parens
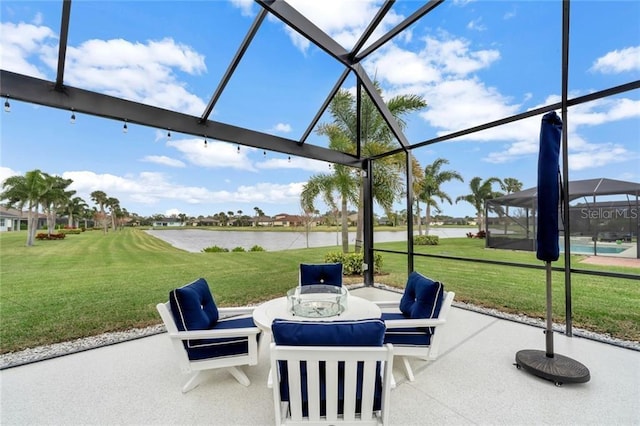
top-left (169, 278), bottom-right (256, 361)
top-left (380, 312), bottom-right (432, 346)
top-left (299, 263), bottom-right (343, 287)
top-left (183, 316), bottom-right (255, 361)
top-left (272, 319), bottom-right (385, 416)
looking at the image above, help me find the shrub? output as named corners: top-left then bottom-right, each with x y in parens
top-left (232, 246), bottom-right (246, 252)
top-left (202, 245), bottom-right (229, 253)
top-left (466, 231), bottom-right (486, 239)
top-left (35, 233), bottom-right (66, 240)
top-left (60, 229), bottom-right (82, 235)
top-left (323, 251), bottom-right (383, 275)
top-left (249, 245), bottom-right (265, 252)
top-left (414, 235), bottom-right (439, 245)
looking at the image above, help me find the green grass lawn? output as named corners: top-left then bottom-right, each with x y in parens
top-left (1, 228), bottom-right (638, 353)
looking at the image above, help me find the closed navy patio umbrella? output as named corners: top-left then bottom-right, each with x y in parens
top-left (515, 111), bottom-right (590, 385)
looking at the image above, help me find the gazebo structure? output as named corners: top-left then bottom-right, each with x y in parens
top-left (1, 1), bottom-right (639, 337)
top-left (487, 178), bottom-right (640, 259)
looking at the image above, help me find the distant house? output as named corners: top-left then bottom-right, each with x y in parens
top-left (253, 215), bottom-right (275, 227)
top-left (152, 218), bottom-right (185, 227)
top-left (273, 214), bottom-right (305, 227)
top-left (0, 208), bottom-right (20, 232)
top-left (0, 206), bottom-right (46, 231)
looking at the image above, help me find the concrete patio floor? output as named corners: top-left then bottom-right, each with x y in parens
top-left (1, 286), bottom-right (639, 425)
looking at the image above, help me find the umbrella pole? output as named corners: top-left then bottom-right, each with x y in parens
top-left (545, 261), bottom-right (554, 357)
top-left (515, 260), bottom-right (590, 385)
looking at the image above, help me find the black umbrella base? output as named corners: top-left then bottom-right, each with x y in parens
top-left (515, 349), bottom-right (590, 386)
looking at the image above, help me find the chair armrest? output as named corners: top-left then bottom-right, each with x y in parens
top-left (218, 306), bottom-right (255, 318)
top-left (373, 301), bottom-right (400, 309)
top-left (384, 318), bottom-right (446, 329)
top-left (168, 326), bottom-right (261, 341)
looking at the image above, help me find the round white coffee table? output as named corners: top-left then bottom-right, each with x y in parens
top-left (253, 294), bottom-right (381, 332)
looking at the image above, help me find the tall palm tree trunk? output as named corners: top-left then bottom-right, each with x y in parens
top-left (341, 197), bottom-right (349, 253)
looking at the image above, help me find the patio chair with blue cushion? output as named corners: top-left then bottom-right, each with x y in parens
top-left (270, 318), bottom-right (394, 425)
top-left (375, 271), bottom-right (455, 382)
top-left (156, 278), bottom-right (261, 393)
top-left (299, 263), bottom-right (343, 287)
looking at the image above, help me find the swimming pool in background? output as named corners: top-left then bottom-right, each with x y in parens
top-left (560, 242), bottom-right (629, 255)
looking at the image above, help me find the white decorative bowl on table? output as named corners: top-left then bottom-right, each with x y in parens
top-left (286, 285), bottom-right (348, 318)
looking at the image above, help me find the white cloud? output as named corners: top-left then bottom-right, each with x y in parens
top-left (270, 123), bottom-right (293, 133)
top-left (164, 208), bottom-right (183, 217)
top-left (63, 170), bottom-right (218, 207)
top-left (0, 21), bottom-right (56, 78)
top-left (141, 155), bottom-right (186, 168)
top-left (484, 97), bottom-right (640, 169)
top-left (367, 30), bottom-right (637, 174)
top-left (1, 21), bottom-right (209, 115)
top-left (60, 169), bottom-right (306, 210)
top-left (424, 36), bottom-right (500, 76)
top-left (234, 182), bottom-right (306, 203)
top-left (467, 18), bottom-right (486, 32)
top-left (47, 37), bottom-right (208, 115)
top-left (229, 0), bottom-right (254, 17)
top-left (366, 44), bottom-right (441, 85)
top-left (0, 166), bottom-right (21, 185)
top-left (568, 144), bottom-right (632, 171)
top-left (257, 157), bottom-right (330, 173)
top-left (167, 138), bottom-right (257, 171)
top-left (590, 46), bottom-right (640, 74)
top-left (419, 77), bottom-right (519, 131)
top-left (272, 0), bottom-right (403, 53)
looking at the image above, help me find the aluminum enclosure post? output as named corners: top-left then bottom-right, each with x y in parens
top-left (363, 159), bottom-right (375, 286)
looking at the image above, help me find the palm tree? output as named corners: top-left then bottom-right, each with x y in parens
top-left (455, 177), bottom-right (503, 232)
top-left (305, 81), bottom-right (427, 252)
top-left (0, 169), bottom-right (47, 246)
top-left (90, 190), bottom-right (109, 233)
top-left (411, 157), bottom-right (425, 234)
top-left (40, 174), bottom-right (74, 235)
top-left (418, 158), bottom-right (463, 235)
top-left (501, 177), bottom-right (523, 233)
top-left (301, 163), bottom-right (359, 252)
top-left (66, 196), bottom-right (88, 228)
top-left (105, 197), bottom-right (120, 231)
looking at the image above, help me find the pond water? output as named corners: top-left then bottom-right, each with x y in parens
top-left (145, 228), bottom-right (472, 253)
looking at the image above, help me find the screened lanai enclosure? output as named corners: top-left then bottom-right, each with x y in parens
top-left (487, 178), bottom-right (640, 258)
top-left (1, 0), bottom-right (639, 336)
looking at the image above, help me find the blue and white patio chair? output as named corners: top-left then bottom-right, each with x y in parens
top-left (299, 263), bottom-right (343, 287)
top-left (270, 318), bottom-right (394, 425)
top-left (156, 278), bottom-right (261, 392)
top-left (375, 271), bottom-right (455, 382)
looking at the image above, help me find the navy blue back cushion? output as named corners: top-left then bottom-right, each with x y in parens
top-left (169, 278), bottom-right (219, 331)
top-left (399, 271), bottom-right (444, 320)
top-left (272, 319), bottom-right (385, 416)
top-left (299, 263), bottom-right (343, 287)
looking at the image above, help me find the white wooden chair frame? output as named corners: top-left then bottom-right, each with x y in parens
top-left (375, 291), bottom-right (455, 382)
top-left (270, 343), bottom-right (394, 425)
top-left (157, 302), bottom-right (260, 392)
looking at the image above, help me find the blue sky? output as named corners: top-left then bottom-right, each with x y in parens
top-left (1, 0), bottom-right (639, 219)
